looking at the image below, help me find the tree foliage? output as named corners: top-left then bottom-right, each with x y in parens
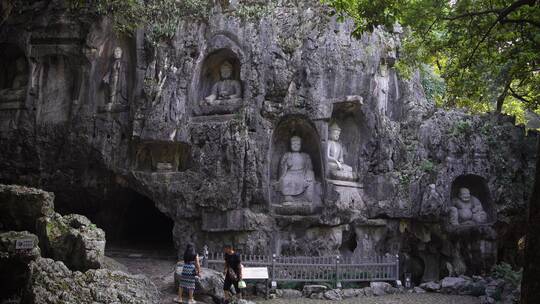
top-left (67, 0), bottom-right (212, 44)
top-left (323, 0), bottom-right (540, 117)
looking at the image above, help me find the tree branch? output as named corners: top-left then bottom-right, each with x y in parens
top-left (509, 87), bottom-right (533, 104)
top-left (500, 18), bottom-right (540, 28)
top-left (463, 0), bottom-right (538, 70)
top-left (442, 9), bottom-right (500, 21)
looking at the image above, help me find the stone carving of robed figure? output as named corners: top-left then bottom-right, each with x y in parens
top-left (0, 57), bottom-right (27, 103)
top-left (103, 46), bottom-right (128, 106)
top-left (449, 187), bottom-right (488, 226)
top-left (204, 61), bottom-right (241, 106)
top-left (278, 136), bottom-right (315, 203)
top-left (327, 122), bottom-right (357, 181)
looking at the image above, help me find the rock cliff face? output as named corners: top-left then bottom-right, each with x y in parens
top-left (0, 0), bottom-right (535, 282)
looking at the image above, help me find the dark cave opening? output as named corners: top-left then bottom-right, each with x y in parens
top-left (76, 188), bottom-right (174, 253)
top-left (101, 189), bottom-right (175, 253)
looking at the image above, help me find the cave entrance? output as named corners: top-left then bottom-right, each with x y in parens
top-left (99, 189), bottom-right (175, 256)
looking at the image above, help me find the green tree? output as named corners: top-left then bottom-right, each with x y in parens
top-left (323, 0), bottom-right (539, 302)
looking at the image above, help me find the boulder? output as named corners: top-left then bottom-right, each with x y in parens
top-left (24, 258), bottom-right (159, 304)
top-left (0, 184), bottom-right (54, 232)
top-left (0, 231), bottom-right (41, 300)
top-left (480, 295), bottom-right (496, 304)
top-left (36, 213), bottom-right (105, 271)
top-left (363, 287), bottom-right (374, 297)
top-left (441, 276), bottom-right (468, 290)
top-left (323, 289), bottom-right (343, 301)
top-left (370, 281), bottom-right (392, 296)
top-left (310, 292), bottom-right (325, 299)
top-left (276, 289), bottom-right (302, 298)
top-left (341, 288), bottom-right (365, 298)
top-left (413, 287), bottom-right (426, 293)
top-left (0, 231), bottom-right (40, 262)
top-left (420, 281), bottom-right (441, 291)
top-left (303, 284), bottom-right (328, 296)
top-left (174, 266), bottom-right (225, 301)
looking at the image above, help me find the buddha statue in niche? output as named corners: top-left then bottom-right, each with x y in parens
top-left (203, 61), bottom-right (241, 106)
top-left (278, 136), bottom-right (315, 203)
top-left (0, 57), bottom-right (28, 103)
top-left (103, 46), bottom-right (128, 106)
top-left (327, 122), bottom-right (357, 181)
top-left (449, 187), bottom-right (488, 225)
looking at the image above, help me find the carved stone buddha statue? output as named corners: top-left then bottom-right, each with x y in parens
top-left (199, 61), bottom-right (242, 115)
top-left (449, 187), bottom-right (488, 226)
top-left (204, 61), bottom-right (241, 105)
top-left (327, 123), bottom-right (357, 181)
top-left (102, 47), bottom-right (128, 108)
top-left (278, 136), bottom-right (315, 204)
top-left (0, 57), bottom-right (28, 103)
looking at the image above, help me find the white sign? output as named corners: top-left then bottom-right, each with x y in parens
top-left (243, 267), bottom-right (269, 279)
top-left (15, 238), bottom-right (34, 250)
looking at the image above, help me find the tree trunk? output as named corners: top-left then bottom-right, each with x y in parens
top-left (522, 137), bottom-right (540, 303)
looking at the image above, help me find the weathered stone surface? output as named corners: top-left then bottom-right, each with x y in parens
top-left (275, 289), bottom-right (302, 298)
top-left (413, 287), bottom-right (426, 293)
top-left (36, 213), bottom-right (105, 271)
top-left (0, 0), bottom-right (536, 284)
top-left (0, 231), bottom-right (40, 262)
top-left (363, 287), bottom-right (374, 297)
top-left (420, 281), bottom-right (441, 291)
top-left (24, 258), bottom-right (159, 304)
top-left (303, 284), bottom-right (328, 296)
top-left (341, 288), bottom-right (365, 298)
top-left (0, 231), bottom-right (40, 300)
top-left (370, 282), bottom-right (392, 296)
top-left (323, 289), bottom-right (343, 301)
top-left (0, 184), bottom-right (54, 232)
top-left (441, 277), bottom-right (468, 290)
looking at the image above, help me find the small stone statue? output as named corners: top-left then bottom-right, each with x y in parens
top-left (327, 123), bottom-right (357, 181)
top-left (103, 47), bottom-right (128, 106)
top-left (0, 57), bottom-right (27, 103)
top-left (204, 61), bottom-right (241, 105)
top-left (278, 136), bottom-right (315, 203)
top-left (449, 187), bottom-right (488, 225)
top-left (420, 184), bottom-right (444, 218)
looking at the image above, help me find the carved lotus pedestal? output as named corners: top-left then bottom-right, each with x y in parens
top-left (272, 202), bottom-right (320, 216)
top-left (198, 98), bottom-right (242, 116)
top-left (328, 170), bottom-right (358, 182)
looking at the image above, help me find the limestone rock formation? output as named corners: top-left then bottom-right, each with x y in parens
top-left (24, 258), bottom-right (159, 304)
top-left (36, 213), bottom-right (105, 271)
top-left (0, 184), bottom-right (54, 232)
top-left (0, 184), bottom-right (105, 271)
top-left (0, 231), bottom-right (40, 300)
top-left (0, 0), bottom-right (535, 284)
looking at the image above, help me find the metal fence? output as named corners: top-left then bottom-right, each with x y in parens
top-left (202, 249), bottom-right (399, 286)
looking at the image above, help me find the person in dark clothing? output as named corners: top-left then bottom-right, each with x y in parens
top-left (223, 244), bottom-right (242, 301)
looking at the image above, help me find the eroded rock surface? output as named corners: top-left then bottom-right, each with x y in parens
top-left (0, 0), bottom-right (535, 283)
top-left (25, 257), bottom-right (159, 304)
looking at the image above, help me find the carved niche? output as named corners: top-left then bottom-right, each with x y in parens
top-left (0, 43), bottom-right (28, 110)
top-left (134, 141), bottom-right (192, 172)
top-left (270, 116), bottom-right (323, 215)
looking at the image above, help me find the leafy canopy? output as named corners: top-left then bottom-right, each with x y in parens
top-left (67, 0), bottom-right (212, 44)
top-left (323, 0), bottom-right (540, 120)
